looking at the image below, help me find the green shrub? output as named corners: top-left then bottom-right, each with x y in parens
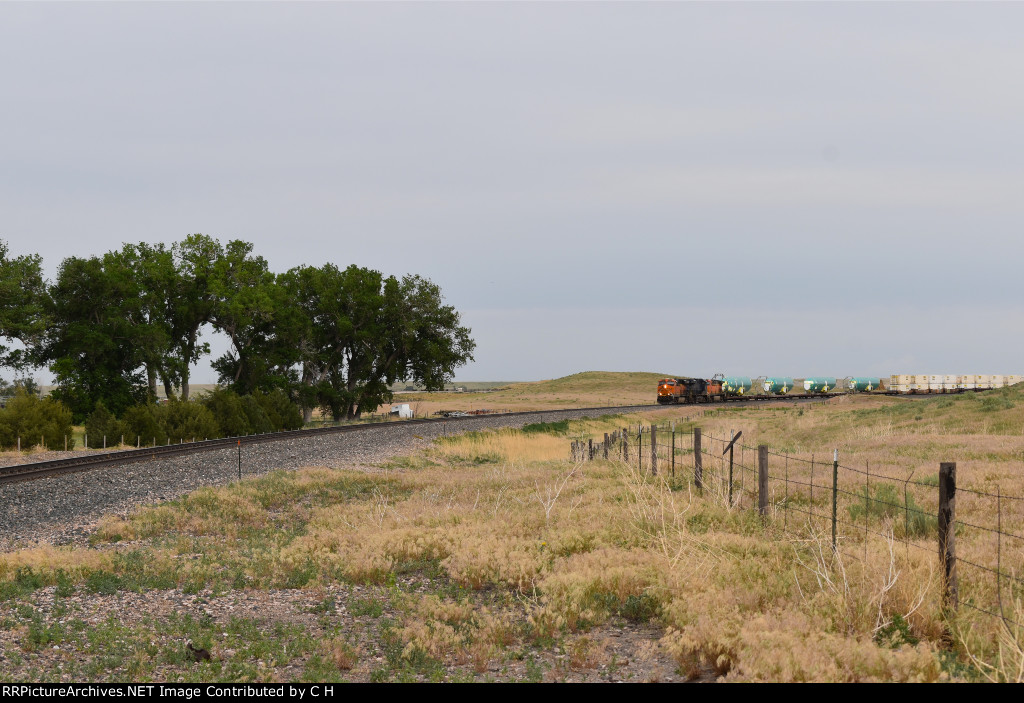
top-left (119, 404), bottom-right (168, 447)
top-left (254, 389), bottom-right (303, 431)
top-left (0, 391), bottom-right (75, 450)
top-left (201, 388), bottom-right (252, 437)
top-left (619, 592), bottom-right (661, 622)
top-left (240, 395), bottom-right (275, 434)
top-left (155, 400), bottom-right (221, 443)
top-left (84, 401), bottom-right (121, 448)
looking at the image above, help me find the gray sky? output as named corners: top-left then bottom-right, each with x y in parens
top-left (2, 2), bottom-right (1022, 382)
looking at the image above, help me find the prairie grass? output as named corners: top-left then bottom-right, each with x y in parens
top-left (394, 370), bottom-right (669, 414)
top-left (2, 387), bottom-right (1023, 680)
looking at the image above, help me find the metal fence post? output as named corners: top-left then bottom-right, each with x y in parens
top-left (729, 431), bottom-right (735, 506)
top-left (638, 428), bottom-right (642, 471)
top-left (693, 427), bottom-right (703, 490)
top-left (831, 449), bottom-right (839, 551)
top-left (758, 445), bottom-right (768, 516)
top-left (810, 453), bottom-right (815, 507)
top-left (671, 429), bottom-right (676, 477)
top-left (650, 424), bottom-right (657, 476)
top-left (783, 453), bottom-right (788, 529)
top-left (939, 462), bottom-right (958, 610)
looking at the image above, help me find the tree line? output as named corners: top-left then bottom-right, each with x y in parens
top-left (0, 235), bottom-right (475, 423)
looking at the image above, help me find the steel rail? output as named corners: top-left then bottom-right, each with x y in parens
top-left (0, 391), bottom-right (863, 487)
top-left (0, 404), bottom-right (662, 486)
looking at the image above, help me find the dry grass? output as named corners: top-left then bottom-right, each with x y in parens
top-left (393, 371), bottom-right (670, 414)
top-left (4, 387), bottom-right (1024, 680)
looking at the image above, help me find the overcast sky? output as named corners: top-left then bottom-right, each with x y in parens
top-left (2, 2), bottom-right (1022, 382)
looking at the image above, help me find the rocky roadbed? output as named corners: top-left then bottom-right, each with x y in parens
top-left (0, 407), bottom-right (648, 550)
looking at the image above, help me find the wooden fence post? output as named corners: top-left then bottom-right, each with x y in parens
top-left (693, 427), bottom-right (702, 490)
top-left (939, 462), bottom-right (958, 610)
top-left (588, 438), bottom-right (594, 461)
top-left (623, 427), bottom-right (629, 462)
top-left (650, 424), bottom-right (657, 476)
top-left (758, 445), bottom-right (769, 516)
top-left (604, 433), bottom-right (609, 460)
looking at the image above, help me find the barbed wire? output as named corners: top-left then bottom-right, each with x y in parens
top-left (955, 518), bottom-right (1024, 543)
top-left (961, 601), bottom-right (1024, 630)
top-left (575, 415), bottom-right (1024, 632)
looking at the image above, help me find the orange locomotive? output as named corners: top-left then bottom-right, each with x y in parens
top-left (657, 375), bottom-right (724, 404)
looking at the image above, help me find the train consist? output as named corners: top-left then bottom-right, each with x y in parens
top-left (888, 374), bottom-right (1023, 393)
top-left (657, 374), bottom-right (1022, 404)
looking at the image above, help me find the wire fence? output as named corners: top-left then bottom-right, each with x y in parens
top-left (571, 419), bottom-right (1024, 632)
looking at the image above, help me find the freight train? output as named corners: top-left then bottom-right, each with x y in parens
top-left (657, 374), bottom-right (1022, 404)
top-left (656, 376), bottom-right (725, 404)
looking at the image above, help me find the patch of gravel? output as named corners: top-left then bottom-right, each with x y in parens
top-left (0, 406), bottom-right (655, 550)
top-left (0, 575), bottom-right (701, 682)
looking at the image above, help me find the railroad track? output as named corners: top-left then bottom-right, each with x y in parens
top-left (0, 404), bottom-right (663, 486)
top-left (0, 393), bottom-right (849, 487)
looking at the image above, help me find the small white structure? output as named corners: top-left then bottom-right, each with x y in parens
top-left (390, 403), bottom-right (414, 419)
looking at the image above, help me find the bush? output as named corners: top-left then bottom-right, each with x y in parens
top-left (89, 388), bottom-right (303, 447)
top-left (240, 394), bottom-right (275, 434)
top-left (201, 388), bottom-right (253, 438)
top-left (254, 389), bottom-right (303, 431)
top-left (155, 400), bottom-right (221, 443)
top-left (84, 401), bottom-right (122, 448)
top-left (199, 388), bottom-right (301, 436)
top-left (119, 404), bottom-right (167, 447)
top-left (0, 391), bottom-right (75, 450)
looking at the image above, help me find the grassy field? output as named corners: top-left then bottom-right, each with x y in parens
top-left (1, 383), bottom-right (1023, 681)
top-left (392, 371), bottom-right (671, 415)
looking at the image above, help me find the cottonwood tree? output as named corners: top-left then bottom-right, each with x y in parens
top-left (342, 273), bottom-right (474, 419)
top-left (24, 235), bottom-right (475, 424)
top-left (0, 240), bottom-right (47, 371)
top-left (209, 240), bottom-right (291, 394)
top-left (113, 242), bottom-right (176, 400)
top-left (43, 254), bottom-right (153, 418)
top-left (282, 265), bottom-right (475, 420)
top-left (168, 234), bottom-right (221, 400)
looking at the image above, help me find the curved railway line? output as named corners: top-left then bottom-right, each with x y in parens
top-left (0, 394), bottom-right (849, 486)
top-left (0, 404), bottom-right (657, 486)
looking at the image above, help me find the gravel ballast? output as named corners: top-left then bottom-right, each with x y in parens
top-left (0, 406), bottom-right (660, 549)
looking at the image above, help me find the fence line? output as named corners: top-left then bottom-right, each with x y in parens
top-left (571, 420), bottom-right (1024, 633)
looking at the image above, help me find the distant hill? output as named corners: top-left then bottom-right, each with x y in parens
top-left (391, 371), bottom-right (675, 414)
